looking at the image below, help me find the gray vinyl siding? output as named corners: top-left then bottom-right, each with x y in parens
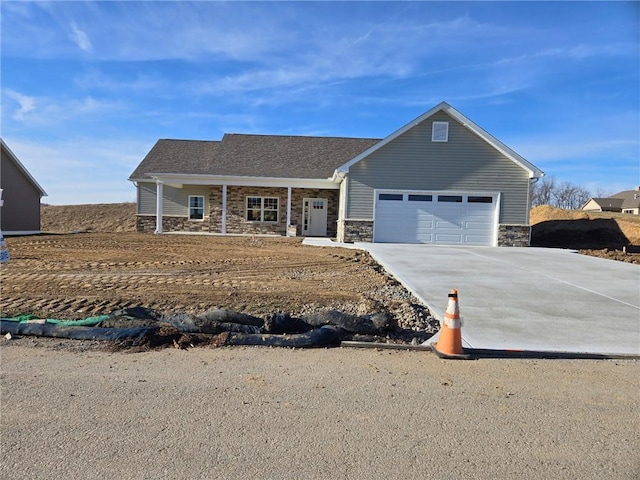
top-left (137, 182), bottom-right (210, 217)
top-left (0, 153), bottom-right (41, 232)
top-left (347, 111), bottom-right (531, 224)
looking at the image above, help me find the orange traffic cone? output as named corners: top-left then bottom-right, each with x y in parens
top-left (432, 289), bottom-right (471, 359)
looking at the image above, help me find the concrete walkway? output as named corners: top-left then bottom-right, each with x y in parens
top-left (357, 244), bottom-right (640, 355)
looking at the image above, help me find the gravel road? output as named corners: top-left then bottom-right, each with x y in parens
top-left (1, 341), bottom-right (638, 479)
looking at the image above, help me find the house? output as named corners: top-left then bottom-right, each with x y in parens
top-left (582, 187), bottom-right (640, 215)
top-left (1, 139), bottom-right (48, 235)
top-left (129, 102), bottom-right (544, 247)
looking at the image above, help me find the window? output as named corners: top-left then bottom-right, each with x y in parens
top-left (379, 193), bottom-right (403, 201)
top-left (438, 195), bottom-right (462, 203)
top-left (408, 194), bottom-right (432, 202)
top-left (246, 196), bottom-right (279, 222)
top-left (189, 195), bottom-right (204, 220)
top-left (432, 122), bottom-right (449, 142)
top-left (468, 196), bottom-right (493, 203)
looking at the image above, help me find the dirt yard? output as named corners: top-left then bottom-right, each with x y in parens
top-left (0, 232), bottom-right (435, 342)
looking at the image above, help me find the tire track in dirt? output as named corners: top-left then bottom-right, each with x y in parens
top-left (0, 233), bottom-right (432, 329)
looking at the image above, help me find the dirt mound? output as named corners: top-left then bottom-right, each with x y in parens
top-left (530, 205), bottom-right (640, 263)
top-left (530, 205), bottom-right (590, 224)
top-left (41, 203), bottom-right (136, 233)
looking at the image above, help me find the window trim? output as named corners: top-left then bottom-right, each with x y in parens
top-left (246, 196), bottom-right (279, 223)
top-left (188, 195), bottom-right (205, 221)
top-left (432, 121), bottom-right (449, 142)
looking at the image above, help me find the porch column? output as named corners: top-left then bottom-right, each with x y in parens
top-left (286, 187), bottom-right (292, 228)
top-left (154, 180), bottom-right (163, 234)
top-left (221, 184), bottom-right (227, 235)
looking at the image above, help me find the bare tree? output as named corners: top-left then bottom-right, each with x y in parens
top-left (531, 177), bottom-right (556, 206)
top-left (531, 176), bottom-right (595, 209)
top-left (592, 187), bottom-right (611, 198)
top-left (552, 181), bottom-right (591, 209)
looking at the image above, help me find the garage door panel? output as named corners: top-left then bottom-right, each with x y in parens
top-left (464, 234), bottom-right (493, 244)
top-left (435, 220), bottom-right (461, 230)
top-left (374, 191), bottom-right (497, 245)
top-left (465, 221), bottom-right (492, 230)
top-left (416, 221), bottom-right (434, 230)
top-left (435, 233), bottom-right (463, 243)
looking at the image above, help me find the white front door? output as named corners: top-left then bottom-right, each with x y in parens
top-left (303, 198), bottom-right (328, 237)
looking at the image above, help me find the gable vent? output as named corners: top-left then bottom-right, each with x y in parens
top-left (432, 121), bottom-right (449, 142)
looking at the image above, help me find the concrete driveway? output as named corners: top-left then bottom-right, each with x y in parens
top-left (358, 244), bottom-right (640, 356)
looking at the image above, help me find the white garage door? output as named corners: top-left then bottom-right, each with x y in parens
top-left (373, 191), bottom-right (498, 245)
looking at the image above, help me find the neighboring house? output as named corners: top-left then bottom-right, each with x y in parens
top-left (129, 102), bottom-right (544, 246)
top-left (0, 139), bottom-right (48, 235)
top-left (582, 187), bottom-right (640, 215)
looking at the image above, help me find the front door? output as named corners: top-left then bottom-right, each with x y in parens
top-left (303, 198), bottom-right (328, 237)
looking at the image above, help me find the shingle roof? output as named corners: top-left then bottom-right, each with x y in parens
top-left (129, 134), bottom-right (381, 181)
top-left (589, 197), bottom-right (625, 210)
top-left (611, 188), bottom-right (640, 209)
top-left (129, 140), bottom-right (222, 180)
top-left (586, 188), bottom-right (640, 211)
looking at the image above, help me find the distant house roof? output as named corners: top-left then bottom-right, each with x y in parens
top-left (0, 139), bottom-right (47, 197)
top-left (610, 188), bottom-right (640, 209)
top-left (587, 197), bottom-right (625, 210)
top-left (582, 188), bottom-right (640, 211)
top-left (129, 134), bottom-right (381, 181)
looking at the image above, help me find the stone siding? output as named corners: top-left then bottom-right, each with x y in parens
top-left (497, 224), bottom-right (531, 247)
top-left (136, 215), bottom-right (210, 233)
top-left (137, 185), bottom-right (338, 237)
top-left (225, 186), bottom-right (287, 235)
top-left (208, 186), bottom-right (223, 232)
top-left (338, 219), bottom-right (374, 243)
top-left (136, 216), bottom-right (156, 233)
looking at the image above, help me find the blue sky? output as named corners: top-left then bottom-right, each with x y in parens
top-left (1, 1), bottom-right (638, 205)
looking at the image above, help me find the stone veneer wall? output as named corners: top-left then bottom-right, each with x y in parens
top-left (222, 186), bottom-right (339, 236)
top-left (136, 216), bottom-right (155, 233)
top-left (208, 186), bottom-right (223, 232)
top-left (338, 219), bottom-right (374, 243)
top-left (497, 224), bottom-right (530, 247)
top-left (136, 215), bottom-right (210, 233)
top-left (137, 186), bottom-right (339, 236)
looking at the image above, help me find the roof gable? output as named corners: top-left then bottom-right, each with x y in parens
top-left (0, 139), bottom-right (47, 197)
top-left (336, 101), bottom-right (544, 179)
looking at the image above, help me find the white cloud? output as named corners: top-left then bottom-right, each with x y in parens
top-left (1, 89), bottom-right (124, 126)
top-left (4, 89), bottom-right (36, 120)
top-left (69, 21), bottom-right (92, 52)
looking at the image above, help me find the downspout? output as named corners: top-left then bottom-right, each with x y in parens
top-left (155, 180), bottom-right (163, 234)
top-left (528, 176), bottom-right (541, 225)
top-left (528, 176), bottom-right (541, 246)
